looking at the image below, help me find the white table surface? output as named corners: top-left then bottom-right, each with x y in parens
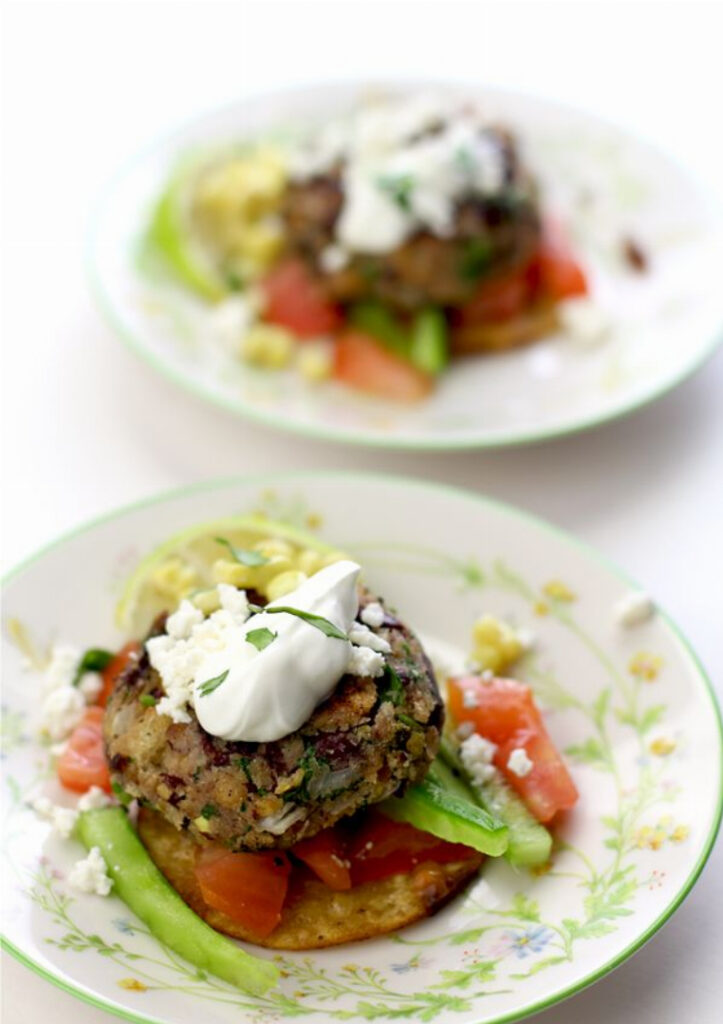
top-left (2, 0), bottom-right (722, 1020)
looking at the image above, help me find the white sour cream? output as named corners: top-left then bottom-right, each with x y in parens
top-left (192, 561), bottom-right (361, 743)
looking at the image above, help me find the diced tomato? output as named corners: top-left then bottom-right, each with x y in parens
top-left (457, 264), bottom-right (533, 325)
top-left (348, 811), bottom-right (478, 885)
top-left (262, 259), bottom-right (342, 339)
top-left (195, 846), bottom-right (291, 938)
top-left (293, 828), bottom-right (351, 890)
top-left (448, 676), bottom-right (579, 823)
top-left (537, 220), bottom-right (588, 301)
top-left (97, 641), bottom-right (142, 707)
top-left (333, 330), bottom-right (433, 401)
top-left (57, 706), bottom-right (112, 794)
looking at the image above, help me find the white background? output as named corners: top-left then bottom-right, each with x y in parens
top-left (2, 0), bottom-right (722, 1021)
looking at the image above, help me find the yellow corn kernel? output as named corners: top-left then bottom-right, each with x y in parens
top-left (150, 557), bottom-right (197, 600)
top-left (211, 558), bottom-right (257, 588)
top-left (297, 341), bottom-right (334, 382)
top-left (470, 615), bottom-right (524, 674)
top-left (255, 539), bottom-right (296, 560)
top-left (195, 148), bottom-right (286, 220)
top-left (297, 549), bottom-right (325, 576)
top-left (266, 570), bottom-right (308, 602)
top-left (241, 324), bottom-right (295, 369)
top-left (239, 221), bottom-right (284, 268)
top-left (191, 588), bottom-right (221, 615)
top-left (193, 816), bottom-right (214, 834)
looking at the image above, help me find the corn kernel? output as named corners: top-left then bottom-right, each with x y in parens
top-left (298, 549), bottom-right (325, 576)
top-left (297, 341), bottom-right (334, 382)
top-left (255, 539), bottom-right (295, 560)
top-left (150, 558), bottom-right (198, 600)
top-left (266, 570), bottom-right (308, 602)
top-left (239, 221), bottom-right (284, 268)
top-left (241, 324), bottom-right (295, 369)
top-left (191, 588), bottom-right (221, 615)
top-left (212, 558), bottom-right (256, 588)
top-left (470, 615), bottom-right (524, 674)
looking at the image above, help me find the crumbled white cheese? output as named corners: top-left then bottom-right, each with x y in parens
top-left (462, 688), bottom-right (480, 709)
top-left (217, 584), bottom-right (250, 624)
top-left (43, 645), bottom-right (80, 694)
top-left (319, 244), bottom-right (349, 273)
top-left (615, 592), bottom-right (654, 628)
top-left (68, 846), bottom-right (113, 896)
top-left (559, 297), bottom-right (611, 347)
top-left (39, 685), bottom-right (86, 741)
top-left (207, 295), bottom-right (255, 352)
top-left (348, 625), bottom-right (391, 654)
top-left (77, 786), bottom-right (112, 812)
top-left (481, 669), bottom-right (494, 682)
top-left (166, 600), bottom-right (205, 640)
top-left (147, 594), bottom-right (252, 724)
top-left (31, 796), bottom-right (78, 838)
top-left (360, 602), bottom-right (386, 629)
top-left (456, 721), bottom-right (475, 740)
top-left (346, 645), bottom-right (386, 678)
top-left (460, 733), bottom-right (498, 785)
top-left (259, 805), bottom-right (308, 835)
top-left (79, 674), bottom-right (103, 702)
top-left (507, 747), bottom-right (533, 777)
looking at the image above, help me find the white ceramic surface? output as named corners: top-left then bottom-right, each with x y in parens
top-left (2, 473), bottom-right (721, 1024)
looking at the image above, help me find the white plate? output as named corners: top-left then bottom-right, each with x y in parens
top-left (88, 81), bottom-right (723, 449)
top-left (2, 472), bottom-right (721, 1024)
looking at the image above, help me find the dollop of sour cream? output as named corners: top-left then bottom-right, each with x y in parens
top-left (153, 559), bottom-right (369, 745)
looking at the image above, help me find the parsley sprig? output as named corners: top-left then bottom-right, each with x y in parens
top-left (214, 537), bottom-right (270, 567)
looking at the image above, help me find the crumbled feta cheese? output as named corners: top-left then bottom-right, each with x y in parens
top-left (40, 685), bottom-right (86, 741)
top-left (456, 721), bottom-right (475, 740)
top-left (50, 740), bottom-right (69, 757)
top-left (208, 296), bottom-right (254, 352)
top-left (31, 797), bottom-right (78, 838)
top-left (217, 584), bottom-right (250, 624)
top-left (615, 592), bottom-right (654, 628)
top-left (79, 674), bottom-right (103, 702)
top-left (348, 625), bottom-right (391, 654)
top-left (462, 688), bottom-right (480, 709)
top-left (43, 645), bottom-right (80, 694)
top-left (559, 298), bottom-right (611, 347)
top-left (347, 645), bottom-right (386, 678)
top-left (166, 600), bottom-right (205, 640)
top-left (507, 747), bottom-right (533, 777)
top-left (481, 669), bottom-right (494, 682)
top-left (360, 602), bottom-right (385, 629)
top-left (460, 733), bottom-right (498, 785)
top-left (68, 846), bottom-right (113, 896)
top-left (77, 786), bottom-right (112, 812)
top-left (319, 244), bottom-right (349, 273)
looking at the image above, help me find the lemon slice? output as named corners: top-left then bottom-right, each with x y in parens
top-left (115, 516), bottom-right (336, 637)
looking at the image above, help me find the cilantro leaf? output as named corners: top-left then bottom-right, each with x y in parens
top-left (198, 669), bottom-right (230, 697)
top-left (214, 537), bottom-right (270, 567)
top-left (72, 647), bottom-right (114, 686)
top-left (245, 627), bottom-right (277, 652)
top-left (249, 604), bottom-right (347, 640)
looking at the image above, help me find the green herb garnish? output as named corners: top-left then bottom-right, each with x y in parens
top-left (215, 537), bottom-right (270, 567)
top-left (200, 803), bottom-right (219, 819)
top-left (249, 603), bottom-right (347, 640)
top-left (139, 694), bottom-right (157, 708)
top-left (198, 669), bottom-right (230, 697)
top-left (72, 647), bottom-right (114, 686)
top-left (377, 173), bottom-right (415, 212)
top-left (459, 237), bottom-right (493, 281)
top-left (245, 627), bottom-right (277, 652)
top-left (380, 664), bottom-right (404, 706)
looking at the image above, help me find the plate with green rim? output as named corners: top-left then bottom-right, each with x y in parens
top-left (87, 80), bottom-right (723, 450)
top-left (2, 471), bottom-right (721, 1024)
